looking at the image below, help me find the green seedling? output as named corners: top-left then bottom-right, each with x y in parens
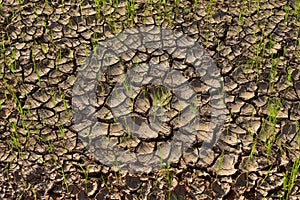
top-left (284, 5), bottom-right (290, 26)
top-left (9, 121), bottom-right (22, 155)
top-left (216, 150), bottom-right (225, 178)
top-left (41, 44), bottom-right (48, 55)
top-left (55, 49), bottom-right (62, 72)
top-left (205, 32), bottom-right (210, 48)
top-left (113, 160), bottom-right (123, 183)
top-left (58, 87), bottom-right (70, 119)
top-left (95, 0), bottom-right (101, 20)
top-left (48, 140), bottom-right (53, 154)
top-left (281, 155), bottom-right (300, 200)
top-left (249, 128), bottom-right (257, 160)
top-left (58, 124), bottom-right (66, 146)
top-left (165, 161), bottom-right (173, 200)
top-left (61, 167), bottom-right (68, 192)
top-left (125, 0), bottom-right (135, 27)
top-left (293, 0), bottom-right (300, 21)
top-left (100, 175), bottom-right (108, 188)
top-left (206, 0), bottom-right (215, 22)
top-left (32, 49), bottom-right (42, 87)
top-left (256, 0), bottom-right (261, 12)
top-left (9, 48), bottom-right (17, 73)
top-left (259, 165), bottom-right (273, 187)
top-left (263, 98), bottom-right (281, 161)
top-left (79, 0), bottom-right (83, 15)
top-left (79, 164), bottom-right (89, 191)
top-left (269, 57), bottom-right (279, 92)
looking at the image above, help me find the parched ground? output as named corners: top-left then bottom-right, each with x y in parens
top-left (0, 0), bottom-right (300, 199)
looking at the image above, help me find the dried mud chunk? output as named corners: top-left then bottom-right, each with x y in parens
top-left (68, 184), bottom-right (80, 197)
top-left (240, 103), bottom-right (256, 116)
top-left (228, 98), bottom-right (244, 113)
top-left (224, 76), bottom-right (238, 92)
top-left (197, 149), bottom-right (215, 167)
top-left (240, 156), bottom-right (264, 173)
top-left (229, 124), bottom-right (246, 135)
top-left (237, 113), bottom-right (257, 127)
top-left (126, 176), bottom-right (141, 191)
top-left (238, 86), bottom-right (255, 100)
top-left (134, 94), bottom-right (150, 114)
top-left (136, 142), bottom-right (155, 154)
top-left (295, 80), bottom-right (300, 98)
top-left (118, 135), bottom-right (140, 149)
top-left (109, 122), bottom-right (123, 137)
top-left (284, 86), bottom-right (299, 100)
top-left (182, 148), bottom-right (199, 165)
top-left (235, 173), bottom-right (249, 189)
top-left (280, 122), bottom-right (300, 147)
top-left (220, 132), bottom-right (239, 146)
top-left (147, 191), bottom-right (165, 200)
top-left (212, 181), bottom-right (230, 198)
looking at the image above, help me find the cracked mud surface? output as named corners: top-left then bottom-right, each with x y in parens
top-left (0, 0), bottom-right (300, 199)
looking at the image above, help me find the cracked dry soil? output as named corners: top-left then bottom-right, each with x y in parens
top-left (0, 0), bottom-right (300, 200)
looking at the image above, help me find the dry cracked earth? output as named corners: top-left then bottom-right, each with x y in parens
top-left (0, 0), bottom-right (300, 199)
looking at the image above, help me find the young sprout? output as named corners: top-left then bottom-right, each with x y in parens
top-left (293, 0), bottom-right (300, 21)
top-left (61, 166), bottom-right (69, 192)
top-left (216, 150), bottom-right (225, 178)
top-left (79, 164), bottom-right (89, 191)
top-left (284, 5), bottom-right (290, 26)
